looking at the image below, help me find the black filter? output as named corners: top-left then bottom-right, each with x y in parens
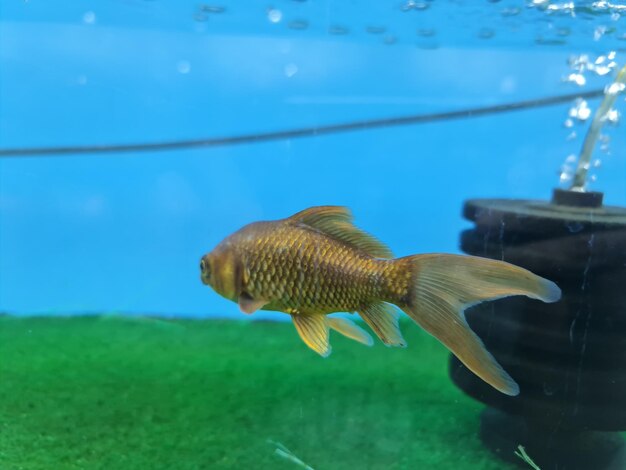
top-left (449, 190), bottom-right (626, 470)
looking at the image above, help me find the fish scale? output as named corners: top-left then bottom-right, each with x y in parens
top-left (237, 222), bottom-right (389, 314)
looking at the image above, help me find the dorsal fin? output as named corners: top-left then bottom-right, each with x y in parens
top-left (288, 206), bottom-right (393, 258)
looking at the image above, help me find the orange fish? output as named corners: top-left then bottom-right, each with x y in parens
top-left (200, 206), bottom-right (560, 395)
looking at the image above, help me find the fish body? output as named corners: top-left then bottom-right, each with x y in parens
top-left (201, 206), bottom-right (561, 396)
top-left (208, 220), bottom-right (408, 315)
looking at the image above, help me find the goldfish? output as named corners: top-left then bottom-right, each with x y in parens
top-left (200, 206), bottom-right (561, 396)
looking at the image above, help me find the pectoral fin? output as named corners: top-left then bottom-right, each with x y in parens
top-left (327, 316), bottom-right (374, 346)
top-left (238, 293), bottom-right (268, 315)
top-left (291, 314), bottom-right (331, 357)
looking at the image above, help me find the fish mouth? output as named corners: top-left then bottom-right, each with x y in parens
top-left (200, 273), bottom-right (210, 286)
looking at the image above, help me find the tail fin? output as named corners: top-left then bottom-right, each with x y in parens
top-left (398, 254), bottom-right (561, 396)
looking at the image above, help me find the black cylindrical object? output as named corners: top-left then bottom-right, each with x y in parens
top-left (449, 190), bottom-right (626, 469)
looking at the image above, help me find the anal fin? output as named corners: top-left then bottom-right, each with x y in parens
top-left (358, 302), bottom-right (406, 347)
top-left (291, 314), bottom-right (331, 357)
top-left (327, 316), bottom-right (374, 346)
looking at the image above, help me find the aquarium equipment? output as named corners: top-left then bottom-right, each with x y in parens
top-left (449, 68), bottom-right (626, 469)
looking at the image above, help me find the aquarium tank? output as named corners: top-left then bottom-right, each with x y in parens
top-left (1, 1), bottom-right (626, 469)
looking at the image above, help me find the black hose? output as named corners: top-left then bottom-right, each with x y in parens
top-left (0, 88), bottom-right (604, 158)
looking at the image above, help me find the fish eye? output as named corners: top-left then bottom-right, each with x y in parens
top-left (200, 258), bottom-right (210, 278)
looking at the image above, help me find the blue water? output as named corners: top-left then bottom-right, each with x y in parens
top-left (1, 1), bottom-right (625, 318)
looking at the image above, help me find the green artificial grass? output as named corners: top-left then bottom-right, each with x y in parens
top-left (0, 315), bottom-right (517, 469)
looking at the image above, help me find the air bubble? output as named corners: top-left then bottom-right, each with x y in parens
top-left (284, 63), bottom-right (298, 78)
top-left (267, 8), bottom-right (282, 23)
top-left (565, 73), bottom-right (586, 86)
top-left (603, 108), bottom-right (620, 125)
top-left (83, 11), bottom-right (96, 24)
top-left (563, 118), bottom-right (574, 128)
top-left (401, 0), bottom-right (416, 11)
top-left (569, 54), bottom-right (590, 72)
top-left (559, 171), bottom-right (573, 184)
top-left (594, 26), bottom-right (608, 41)
top-left (401, 1), bottom-right (430, 11)
top-left (546, 2), bottom-right (575, 16)
top-left (599, 134), bottom-right (611, 153)
top-left (569, 99), bottom-right (591, 121)
top-left (606, 82), bottom-right (626, 95)
top-left (567, 53), bottom-right (618, 79)
top-left (500, 76), bottom-right (516, 93)
top-left (559, 155), bottom-right (577, 185)
top-left (177, 60), bottom-right (191, 74)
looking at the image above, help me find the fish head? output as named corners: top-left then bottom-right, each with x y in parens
top-left (200, 239), bottom-right (242, 302)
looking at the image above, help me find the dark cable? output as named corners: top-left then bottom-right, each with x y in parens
top-left (0, 88), bottom-right (605, 158)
